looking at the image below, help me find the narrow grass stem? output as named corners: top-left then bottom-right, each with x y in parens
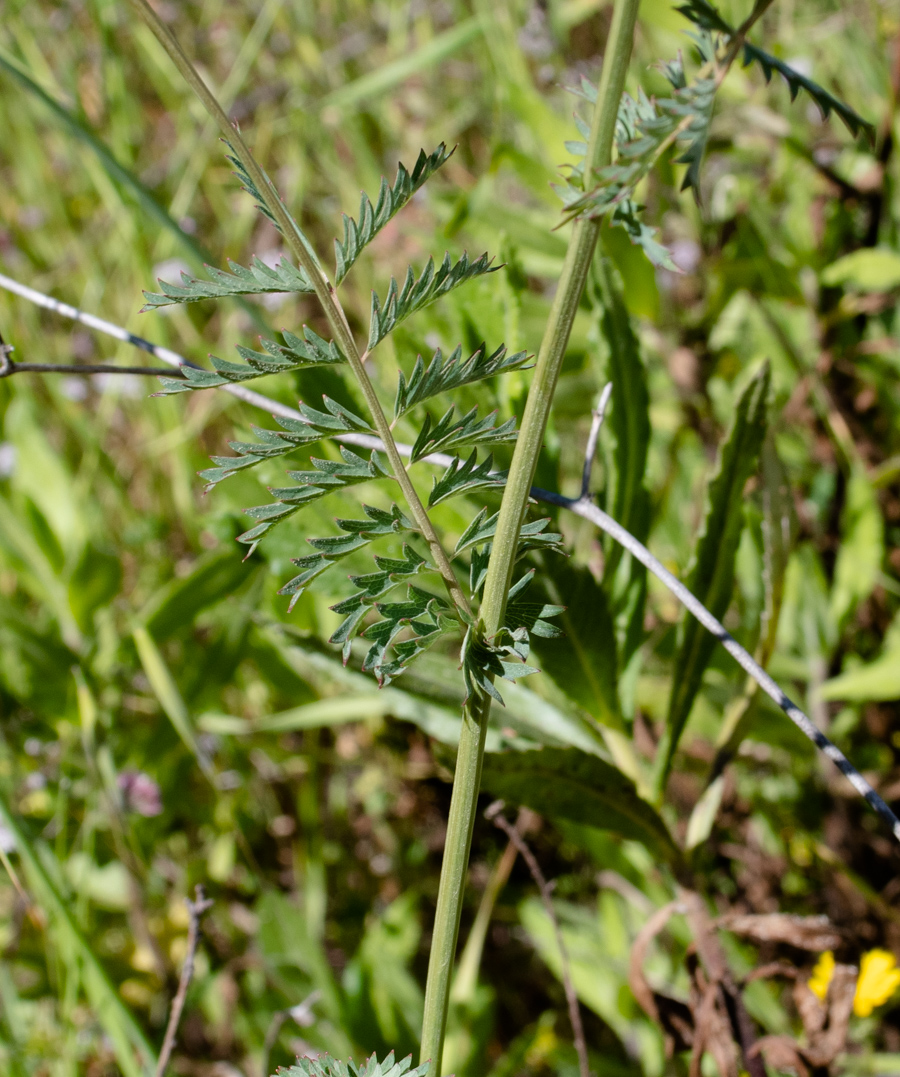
top-left (419, 0), bottom-right (640, 1072)
top-left (126, 0), bottom-right (468, 617)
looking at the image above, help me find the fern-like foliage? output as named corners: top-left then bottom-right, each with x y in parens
top-left (278, 1051), bottom-right (429, 1077)
top-left (143, 142), bottom-right (553, 689)
top-left (557, 0), bottom-right (873, 267)
top-left (158, 327), bottom-right (345, 395)
top-left (359, 584), bottom-right (456, 685)
top-left (198, 397), bottom-right (371, 487)
top-left (395, 343), bottom-right (530, 417)
top-left (460, 572), bottom-right (564, 704)
top-left (456, 509), bottom-right (565, 594)
top-left (428, 450), bottom-right (507, 507)
top-left (368, 252), bottom-right (497, 349)
top-left (335, 144), bottom-right (454, 284)
top-left (225, 145), bottom-right (326, 273)
top-left (238, 446), bottom-right (390, 551)
top-left (411, 407), bottom-right (517, 462)
top-left (278, 503), bottom-right (414, 605)
top-left (141, 256), bottom-right (314, 310)
top-left (558, 35), bottom-right (718, 267)
top-left (677, 0), bottom-right (875, 142)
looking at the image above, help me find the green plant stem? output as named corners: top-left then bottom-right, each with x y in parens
top-left (126, 0), bottom-right (469, 618)
top-left (418, 0), bottom-right (640, 1072)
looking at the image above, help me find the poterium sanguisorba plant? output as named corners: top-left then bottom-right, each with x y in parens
top-left (122, 0), bottom-right (886, 1072)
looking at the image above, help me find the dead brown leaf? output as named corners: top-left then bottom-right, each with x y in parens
top-left (718, 913), bottom-right (841, 951)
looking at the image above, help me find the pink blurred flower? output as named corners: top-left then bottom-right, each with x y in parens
top-left (118, 771), bottom-right (163, 817)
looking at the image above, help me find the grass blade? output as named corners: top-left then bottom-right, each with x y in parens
top-left (133, 626), bottom-right (216, 783)
top-left (653, 362), bottom-right (771, 794)
top-left (319, 19), bottom-right (483, 111)
top-left (0, 794), bottom-right (157, 1077)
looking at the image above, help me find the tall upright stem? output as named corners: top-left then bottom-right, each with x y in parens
top-left (418, 0), bottom-right (640, 1072)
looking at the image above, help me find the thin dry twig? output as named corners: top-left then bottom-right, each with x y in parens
top-left (156, 884), bottom-right (213, 1077)
top-left (3, 273), bottom-right (899, 846)
top-left (0, 331), bottom-right (183, 379)
top-left (486, 801), bottom-right (590, 1077)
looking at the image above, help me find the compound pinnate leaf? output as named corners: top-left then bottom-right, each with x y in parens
top-left (360, 585), bottom-right (455, 686)
top-left (277, 503), bottom-right (415, 608)
top-left (394, 343), bottom-right (530, 418)
top-left (410, 406), bottom-right (516, 462)
top-left (460, 621), bottom-right (539, 705)
top-left (504, 570), bottom-right (565, 640)
top-left (677, 0), bottom-right (874, 141)
top-left (237, 447), bottom-right (391, 551)
top-left (328, 545), bottom-right (432, 655)
top-left (559, 36), bottom-right (718, 230)
top-left (334, 144), bottom-right (454, 283)
top-left (277, 1051), bottom-right (430, 1077)
top-left (199, 396), bottom-right (372, 487)
top-left (368, 251), bottom-right (498, 349)
top-left (454, 508), bottom-right (562, 557)
top-left (141, 255), bottom-right (314, 311)
top-left (428, 450), bottom-right (506, 507)
top-left (225, 145), bottom-right (325, 270)
top-left (458, 577), bottom-right (562, 706)
top-left (159, 327), bottom-right (345, 396)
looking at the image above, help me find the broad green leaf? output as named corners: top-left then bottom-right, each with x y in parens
top-left (0, 796), bottom-right (157, 1077)
top-left (480, 747), bottom-right (677, 860)
top-left (757, 436), bottom-right (798, 662)
top-left (139, 548), bottom-right (254, 640)
top-left (829, 470), bottom-right (883, 629)
top-left (821, 617), bottom-right (900, 702)
top-left (200, 693), bottom-right (402, 734)
top-left (0, 607), bottom-right (74, 715)
top-left (255, 889), bottom-right (349, 1049)
top-left (530, 561), bottom-right (621, 730)
top-left (320, 17), bottom-right (482, 109)
top-left (5, 396), bottom-right (86, 557)
top-left (820, 649), bottom-right (900, 703)
top-left (68, 543), bottom-right (122, 632)
top-left (343, 894), bottom-right (423, 1058)
top-left (654, 362), bottom-right (770, 790)
top-left (0, 493), bottom-right (82, 652)
top-left (821, 248), bottom-right (900, 292)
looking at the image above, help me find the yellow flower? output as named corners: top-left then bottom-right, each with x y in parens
top-left (854, 949), bottom-right (900, 1017)
top-left (809, 951), bottom-right (835, 1002)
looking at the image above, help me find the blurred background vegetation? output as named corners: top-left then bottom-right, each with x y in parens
top-left (1, 0), bottom-right (900, 1074)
